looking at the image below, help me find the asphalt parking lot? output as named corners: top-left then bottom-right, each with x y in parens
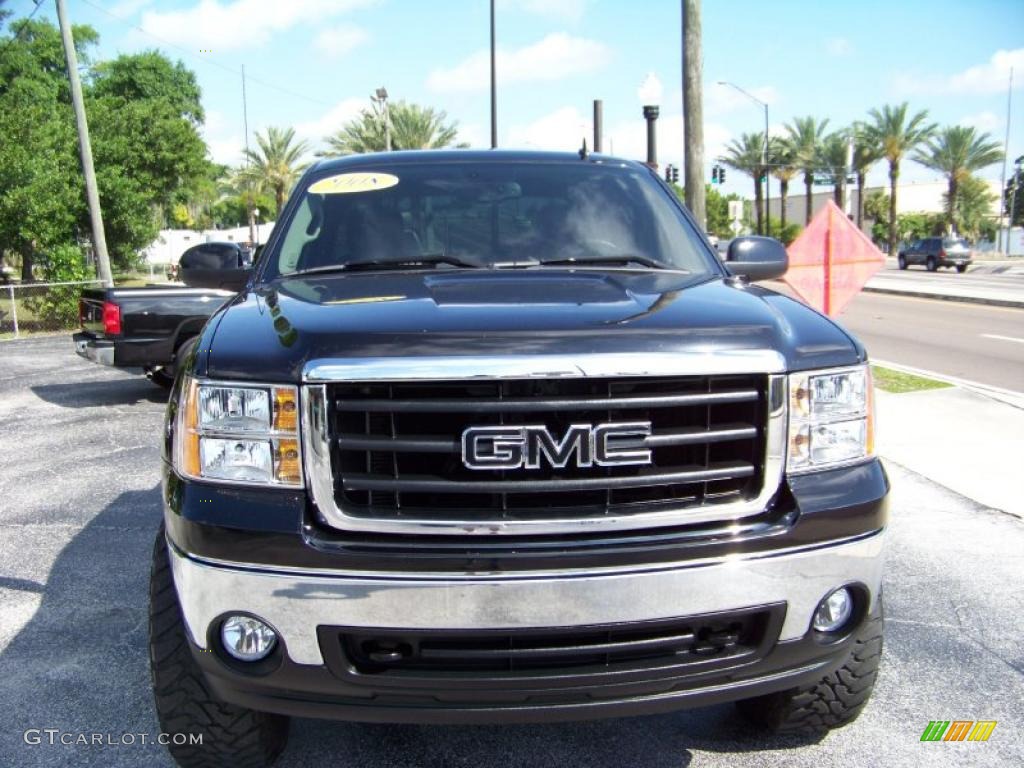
top-left (1, 335), bottom-right (1022, 768)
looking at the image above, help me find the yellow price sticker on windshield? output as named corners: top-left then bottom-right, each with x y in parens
top-left (309, 172), bottom-right (399, 195)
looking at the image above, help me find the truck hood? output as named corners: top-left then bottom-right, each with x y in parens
top-left (202, 270), bottom-right (863, 382)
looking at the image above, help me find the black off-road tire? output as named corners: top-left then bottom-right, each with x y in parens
top-left (956, 264), bottom-right (968, 274)
top-left (897, 254), bottom-right (907, 270)
top-left (926, 256), bottom-right (938, 272)
top-left (149, 525), bottom-right (289, 767)
top-left (735, 613), bottom-right (883, 737)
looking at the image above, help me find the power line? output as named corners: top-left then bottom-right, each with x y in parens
top-left (78, 0), bottom-right (332, 108)
top-left (0, 0), bottom-right (46, 59)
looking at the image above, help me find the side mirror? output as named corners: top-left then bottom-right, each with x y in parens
top-left (724, 236), bottom-right (788, 281)
top-left (180, 262), bottom-right (252, 291)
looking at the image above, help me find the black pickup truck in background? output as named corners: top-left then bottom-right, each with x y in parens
top-left (73, 242), bottom-right (251, 387)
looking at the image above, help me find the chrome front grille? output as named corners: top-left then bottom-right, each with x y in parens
top-left (303, 361), bottom-right (786, 536)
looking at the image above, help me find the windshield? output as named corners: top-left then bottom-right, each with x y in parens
top-left (262, 160), bottom-right (717, 280)
top-left (943, 238), bottom-right (969, 249)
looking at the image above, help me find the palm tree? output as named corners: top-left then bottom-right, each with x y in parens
top-left (785, 116), bottom-right (830, 225)
top-left (721, 133), bottom-right (768, 234)
top-left (321, 101), bottom-right (466, 156)
top-left (769, 136), bottom-right (798, 231)
top-left (817, 130), bottom-right (851, 210)
top-left (850, 123), bottom-right (882, 229)
top-left (863, 103), bottom-right (936, 255)
top-left (241, 126), bottom-right (310, 212)
top-left (913, 125), bottom-right (1004, 232)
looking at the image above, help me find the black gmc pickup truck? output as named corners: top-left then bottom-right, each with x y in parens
top-left (153, 151), bottom-right (888, 767)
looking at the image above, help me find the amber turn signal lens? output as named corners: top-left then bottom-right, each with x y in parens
top-left (182, 380), bottom-right (201, 477)
top-left (275, 439), bottom-right (301, 484)
top-left (273, 388), bottom-right (298, 432)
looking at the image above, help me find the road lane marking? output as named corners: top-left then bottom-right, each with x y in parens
top-left (981, 334), bottom-right (1024, 344)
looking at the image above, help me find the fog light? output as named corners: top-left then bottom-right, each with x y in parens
top-left (220, 615), bottom-right (277, 661)
top-left (813, 587), bottom-right (854, 633)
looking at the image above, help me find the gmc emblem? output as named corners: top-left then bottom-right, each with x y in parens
top-left (461, 423), bottom-right (653, 471)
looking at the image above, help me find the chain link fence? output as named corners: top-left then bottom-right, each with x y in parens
top-left (1, 280), bottom-right (103, 339)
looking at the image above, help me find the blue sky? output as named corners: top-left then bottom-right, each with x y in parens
top-left (15, 0), bottom-right (1024, 198)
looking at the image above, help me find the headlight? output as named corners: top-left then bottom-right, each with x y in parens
top-left (787, 365), bottom-right (874, 473)
top-left (176, 377), bottom-right (302, 486)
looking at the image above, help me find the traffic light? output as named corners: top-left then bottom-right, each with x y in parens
top-left (719, 166), bottom-right (726, 184)
top-left (665, 165), bottom-right (672, 183)
top-left (671, 165), bottom-right (679, 184)
top-left (711, 166), bottom-right (719, 184)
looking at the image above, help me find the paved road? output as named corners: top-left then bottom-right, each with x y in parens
top-left (866, 261), bottom-right (1024, 307)
top-left (835, 291), bottom-right (1024, 392)
top-left (1, 335), bottom-right (1022, 767)
top-left (765, 280), bottom-right (1024, 392)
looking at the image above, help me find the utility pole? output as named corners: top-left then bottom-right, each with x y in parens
top-left (242, 65), bottom-right (256, 247)
top-left (56, 0), bottom-right (112, 287)
top-left (490, 0), bottom-right (497, 148)
top-left (682, 0), bottom-right (705, 230)
top-left (997, 67), bottom-right (1013, 254)
top-left (593, 99), bottom-right (603, 153)
top-left (718, 81), bottom-right (769, 236)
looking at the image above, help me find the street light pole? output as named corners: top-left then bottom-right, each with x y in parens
top-left (490, 0), bottom-right (497, 148)
top-left (373, 87), bottom-right (390, 151)
top-left (718, 81), bottom-right (770, 237)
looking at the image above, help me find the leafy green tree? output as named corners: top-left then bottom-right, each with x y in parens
top-left (946, 175), bottom-right (997, 241)
top-left (765, 217), bottom-right (802, 246)
top-left (896, 211), bottom-right (945, 243)
top-left (769, 136), bottom-right (798, 231)
top-left (26, 244), bottom-right (91, 326)
top-left (785, 116), bottom-right (830, 225)
top-left (913, 125), bottom-right (1003, 232)
top-left (0, 19), bottom-right (210, 274)
top-left (863, 190), bottom-right (890, 244)
top-left (863, 103), bottom-right (936, 254)
top-left (672, 184), bottom-right (741, 239)
top-left (850, 123), bottom-right (881, 229)
top-left (816, 130), bottom-right (851, 209)
top-left (239, 126), bottom-right (309, 213)
top-left (321, 100), bottom-right (466, 155)
top-left (0, 18), bottom-right (95, 280)
top-left (720, 133), bottom-right (768, 235)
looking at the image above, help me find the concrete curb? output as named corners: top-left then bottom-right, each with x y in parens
top-left (862, 284), bottom-right (1024, 309)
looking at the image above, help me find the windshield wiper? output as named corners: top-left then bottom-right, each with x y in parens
top-left (538, 255), bottom-right (680, 271)
top-left (282, 254), bottom-right (483, 278)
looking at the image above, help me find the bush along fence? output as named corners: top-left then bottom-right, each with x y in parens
top-left (1, 280), bottom-right (102, 339)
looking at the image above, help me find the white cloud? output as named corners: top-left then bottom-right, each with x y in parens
top-left (825, 37), bottom-right (853, 57)
top-left (893, 48), bottom-right (1024, 95)
top-left (637, 72), bottom-right (663, 105)
top-left (140, 0), bottom-right (376, 51)
top-left (959, 111), bottom-right (1002, 134)
top-left (503, 104), bottom-right (734, 175)
top-left (949, 48), bottom-right (1024, 93)
top-left (292, 97), bottom-right (368, 148)
top-left (427, 33), bottom-right (611, 92)
top-left (314, 25), bottom-right (368, 59)
top-left (506, 106), bottom-right (591, 150)
top-left (497, 0), bottom-right (589, 23)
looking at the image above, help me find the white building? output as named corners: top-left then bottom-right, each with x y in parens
top-left (141, 223), bottom-right (276, 266)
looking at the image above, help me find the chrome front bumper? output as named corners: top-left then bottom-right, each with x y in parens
top-left (169, 530), bottom-right (886, 666)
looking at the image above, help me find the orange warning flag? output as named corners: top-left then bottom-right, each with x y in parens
top-left (783, 200), bottom-right (885, 316)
